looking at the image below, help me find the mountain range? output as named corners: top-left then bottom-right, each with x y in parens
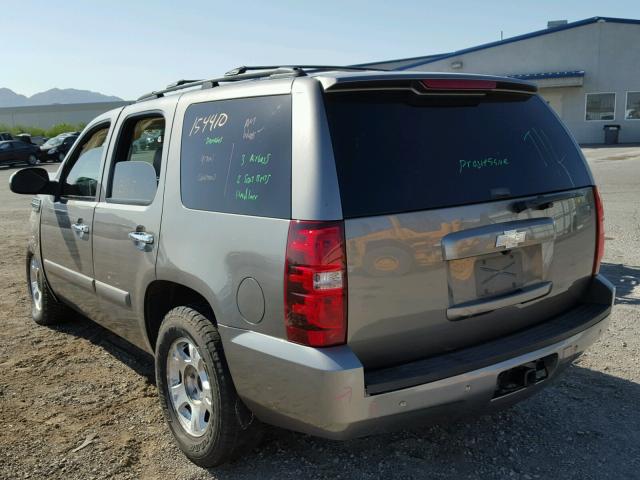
top-left (0, 87), bottom-right (124, 107)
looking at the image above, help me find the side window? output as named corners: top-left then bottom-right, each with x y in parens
top-left (585, 93), bottom-right (616, 121)
top-left (626, 92), bottom-right (640, 120)
top-left (61, 125), bottom-right (109, 199)
top-left (107, 115), bottom-right (165, 205)
top-left (180, 95), bottom-right (292, 218)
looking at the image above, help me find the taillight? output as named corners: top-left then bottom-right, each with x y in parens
top-left (284, 220), bottom-right (347, 347)
top-left (593, 186), bottom-right (605, 275)
top-left (421, 79), bottom-right (497, 90)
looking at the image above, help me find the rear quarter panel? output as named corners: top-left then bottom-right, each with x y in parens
top-left (156, 79), bottom-right (294, 339)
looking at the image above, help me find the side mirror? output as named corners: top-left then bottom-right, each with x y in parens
top-left (109, 161), bottom-right (158, 205)
top-left (9, 167), bottom-right (58, 195)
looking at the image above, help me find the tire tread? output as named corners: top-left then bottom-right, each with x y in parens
top-left (156, 305), bottom-right (262, 467)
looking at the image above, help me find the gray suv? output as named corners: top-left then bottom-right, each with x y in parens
top-left (10, 66), bottom-right (614, 467)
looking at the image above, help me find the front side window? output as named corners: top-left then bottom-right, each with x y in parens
top-left (586, 93), bottom-right (615, 121)
top-left (180, 95), bottom-right (292, 218)
top-left (107, 115), bottom-right (165, 205)
top-left (626, 92), bottom-right (640, 120)
top-left (62, 125), bottom-right (109, 199)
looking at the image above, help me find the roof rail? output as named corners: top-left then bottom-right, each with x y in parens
top-left (224, 65), bottom-right (389, 76)
top-left (136, 65), bottom-right (389, 102)
top-left (136, 67), bottom-right (303, 102)
top-left (166, 79), bottom-right (203, 88)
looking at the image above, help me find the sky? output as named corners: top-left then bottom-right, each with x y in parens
top-left (2, 0), bottom-right (639, 100)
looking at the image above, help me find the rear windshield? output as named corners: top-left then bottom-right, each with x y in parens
top-left (325, 91), bottom-right (592, 218)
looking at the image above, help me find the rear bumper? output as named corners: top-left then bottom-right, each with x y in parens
top-left (220, 275), bottom-right (614, 440)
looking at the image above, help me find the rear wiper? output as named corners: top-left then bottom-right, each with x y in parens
top-left (512, 191), bottom-right (585, 213)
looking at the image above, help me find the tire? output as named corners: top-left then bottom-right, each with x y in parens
top-left (363, 245), bottom-right (413, 277)
top-left (155, 306), bottom-right (262, 467)
top-left (58, 152), bottom-right (65, 162)
top-left (27, 254), bottom-right (67, 325)
top-left (27, 154), bottom-right (39, 166)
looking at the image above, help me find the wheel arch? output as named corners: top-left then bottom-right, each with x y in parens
top-left (27, 202), bottom-right (60, 302)
top-left (144, 280), bottom-right (217, 353)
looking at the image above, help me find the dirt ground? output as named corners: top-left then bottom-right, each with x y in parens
top-left (1, 148), bottom-right (639, 479)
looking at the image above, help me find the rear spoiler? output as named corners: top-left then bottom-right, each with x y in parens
top-left (317, 73), bottom-right (537, 95)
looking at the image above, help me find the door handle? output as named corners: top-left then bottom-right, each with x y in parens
top-left (71, 222), bottom-right (90, 234)
top-left (129, 231), bottom-right (154, 246)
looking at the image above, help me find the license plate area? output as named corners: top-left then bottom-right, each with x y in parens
top-left (475, 251), bottom-right (524, 298)
top-left (447, 244), bottom-right (544, 306)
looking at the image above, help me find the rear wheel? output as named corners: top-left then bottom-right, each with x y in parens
top-left (155, 306), bottom-right (262, 467)
top-left (27, 154), bottom-right (38, 165)
top-left (28, 254), bottom-right (66, 325)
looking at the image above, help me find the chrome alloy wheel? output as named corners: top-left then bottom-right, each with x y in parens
top-left (167, 337), bottom-right (213, 437)
top-left (29, 256), bottom-right (43, 312)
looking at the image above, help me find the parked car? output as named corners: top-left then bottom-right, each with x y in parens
top-left (39, 133), bottom-right (79, 162)
top-left (30, 135), bottom-right (48, 147)
top-left (131, 128), bottom-right (162, 153)
top-left (0, 140), bottom-right (40, 166)
top-left (15, 133), bottom-right (35, 145)
top-left (10, 67), bottom-right (614, 467)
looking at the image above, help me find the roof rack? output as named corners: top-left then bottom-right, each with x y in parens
top-left (136, 65), bottom-right (389, 102)
top-left (224, 65), bottom-right (389, 76)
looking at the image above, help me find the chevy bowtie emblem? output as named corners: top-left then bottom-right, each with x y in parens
top-left (495, 230), bottom-right (526, 249)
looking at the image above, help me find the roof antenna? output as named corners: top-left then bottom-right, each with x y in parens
top-left (500, 30), bottom-right (504, 40)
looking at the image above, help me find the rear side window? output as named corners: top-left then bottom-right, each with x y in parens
top-left (107, 115), bottom-right (165, 205)
top-left (180, 95), bottom-right (291, 218)
top-left (325, 91), bottom-right (592, 218)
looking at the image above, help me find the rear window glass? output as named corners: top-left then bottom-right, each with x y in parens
top-left (325, 91), bottom-right (592, 218)
top-left (181, 95), bottom-right (291, 218)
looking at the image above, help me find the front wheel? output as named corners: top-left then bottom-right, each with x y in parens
top-left (155, 306), bottom-right (262, 467)
top-left (58, 152), bottom-right (65, 162)
top-left (27, 154), bottom-right (39, 165)
top-left (28, 254), bottom-right (67, 325)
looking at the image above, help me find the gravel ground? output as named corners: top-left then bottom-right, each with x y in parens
top-left (1, 148), bottom-right (639, 480)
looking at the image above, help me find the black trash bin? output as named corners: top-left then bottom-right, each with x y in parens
top-left (603, 124), bottom-right (621, 145)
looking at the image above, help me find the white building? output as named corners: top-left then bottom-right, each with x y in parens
top-left (360, 17), bottom-right (640, 144)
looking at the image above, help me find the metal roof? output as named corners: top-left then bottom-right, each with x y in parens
top-left (393, 17), bottom-right (640, 71)
top-left (508, 70), bottom-right (586, 80)
top-left (352, 53), bottom-right (450, 68)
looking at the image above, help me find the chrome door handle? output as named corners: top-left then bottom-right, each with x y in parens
top-left (129, 231), bottom-right (154, 245)
top-left (71, 222), bottom-right (89, 234)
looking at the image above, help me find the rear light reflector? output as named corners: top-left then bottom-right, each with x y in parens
top-left (421, 79), bottom-right (497, 90)
top-left (284, 220), bottom-right (347, 347)
top-left (593, 186), bottom-right (605, 275)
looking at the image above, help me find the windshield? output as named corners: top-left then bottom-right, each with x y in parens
top-left (42, 136), bottom-right (65, 148)
top-left (325, 91), bottom-right (592, 218)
